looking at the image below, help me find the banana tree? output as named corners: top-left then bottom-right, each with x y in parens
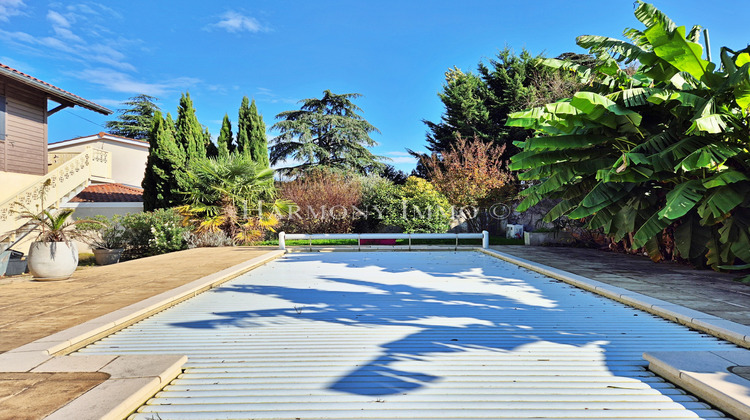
top-left (508, 1), bottom-right (750, 273)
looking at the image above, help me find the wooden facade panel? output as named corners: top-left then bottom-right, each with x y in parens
top-left (2, 80), bottom-right (47, 175)
top-left (4, 82), bottom-right (46, 107)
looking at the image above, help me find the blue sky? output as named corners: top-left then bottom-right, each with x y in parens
top-left (1, 1), bottom-right (748, 172)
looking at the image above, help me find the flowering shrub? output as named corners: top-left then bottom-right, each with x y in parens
top-left (119, 208), bottom-right (189, 259)
top-left (360, 176), bottom-right (451, 233)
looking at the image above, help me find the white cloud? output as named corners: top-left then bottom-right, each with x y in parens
top-left (0, 56), bottom-right (34, 72)
top-left (254, 87), bottom-right (297, 104)
top-left (384, 151), bottom-right (413, 157)
top-left (74, 68), bottom-right (200, 96)
top-left (210, 11), bottom-right (267, 33)
top-left (89, 98), bottom-right (126, 107)
top-left (387, 156), bottom-right (418, 164)
top-left (46, 10), bottom-right (71, 28)
top-left (381, 151), bottom-right (417, 164)
top-left (0, 0), bottom-right (26, 22)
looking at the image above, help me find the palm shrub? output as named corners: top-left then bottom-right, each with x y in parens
top-left (178, 153), bottom-right (287, 244)
top-left (507, 1), bottom-right (750, 273)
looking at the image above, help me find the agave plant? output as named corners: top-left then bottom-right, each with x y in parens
top-left (507, 1), bottom-right (750, 275)
top-left (14, 207), bottom-right (93, 243)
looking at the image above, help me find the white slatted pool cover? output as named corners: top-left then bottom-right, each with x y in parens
top-left (80, 252), bottom-right (737, 419)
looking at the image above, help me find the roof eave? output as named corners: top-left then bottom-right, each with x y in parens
top-left (0, 67), bottom-right (112, 115)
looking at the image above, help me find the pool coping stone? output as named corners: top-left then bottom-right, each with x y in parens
top-left (0, 249), bottom-right (284, 420)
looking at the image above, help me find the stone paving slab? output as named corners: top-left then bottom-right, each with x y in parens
top-left (492, 245), bottom-right (750, 327)
top-left (0, 246), bottom-right (281, 420)
top-left (0, 372), bottom-right (108, 420)
top-left (0, 247), bottom-right (277, 352)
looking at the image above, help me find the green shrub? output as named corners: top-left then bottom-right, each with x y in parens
top-left (119, 208), bottom-right (189, 258)
top-left (364, 176), bottom-right (452, 233)
top-left (356, 175), bottom-right (396, 232)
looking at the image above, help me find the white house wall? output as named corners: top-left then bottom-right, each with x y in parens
top-left (49, 139), bottom-right (147, 187)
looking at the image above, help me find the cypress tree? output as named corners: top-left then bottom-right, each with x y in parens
top-left (236, 96), bottom-right (251, 156)
top-left (204, 127), bottom-right (218, 158)
top-left (217, 114), bottom-right (234, 159)
top-left (142, 111), bottom-right (187, 210)
top-left (247, 99), bottom-right (269, 167)
top-left (175, 92), bottom-right (206, 164)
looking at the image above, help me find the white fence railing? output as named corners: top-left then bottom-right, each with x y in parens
top-left (279, 231), bottom-right (489, 251)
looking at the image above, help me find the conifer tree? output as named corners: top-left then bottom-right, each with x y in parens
top-left (105, 94), bottom-right (160, 139)
top-left (270, 90), bottom-right (383, 175)
top-left (236, 96), bottom-right (251, 155)
top-left (247, 99), bottom-right (269, 167)
top-left (217, 114), bottom-right (234, 159)
top-left (204, 127), bottom-right (218, 158)
top-left (175, 92), bottom-right (206, 164)
top-left (142, 111), bottom-right (187, 210)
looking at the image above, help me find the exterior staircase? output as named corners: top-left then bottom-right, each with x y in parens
top-left (0, 147), bottom-right (112, 247)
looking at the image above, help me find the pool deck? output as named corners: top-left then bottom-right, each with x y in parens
top-left (0, 245), bottom-right (749, 419)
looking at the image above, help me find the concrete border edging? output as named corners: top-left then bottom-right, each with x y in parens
top-left (0, 249), bottom-right (285, 420)
top-left (478, 248), bottom-right (750, 348)
top-left (645, 351), bottom-right (750, 420)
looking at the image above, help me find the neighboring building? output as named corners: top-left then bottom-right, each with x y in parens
top-left (0, 62), bottom-right (112, 249)
top-left (51, 132), bottom-right (148, 224)
top-left (49, 132), bottom-right (149, 188)
top-left (64, 183), bottom-right (144, 220)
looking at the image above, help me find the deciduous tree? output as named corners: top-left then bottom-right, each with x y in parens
top-left (423, 135), bottom-right (513, 232)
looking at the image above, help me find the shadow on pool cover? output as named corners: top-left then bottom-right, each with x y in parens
top-left (167, 253), bottom-right (732, 397)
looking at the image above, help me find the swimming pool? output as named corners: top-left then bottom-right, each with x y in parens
top-left (79, 251), bottom-right (735, 419)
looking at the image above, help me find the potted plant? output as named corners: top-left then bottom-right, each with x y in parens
top-left (15, 207), bottom-right (90, 281)
top-left (85, 215), bottom-right (127, 265)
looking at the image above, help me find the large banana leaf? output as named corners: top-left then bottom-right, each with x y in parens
top-left (636, 1), bottom-right (710, 83)
top-left (523, 134), bottom-right (612, 151)
top-left (658, 179), bottom-right (705, 220)
top-left (576, 35), bottom-right (657, 66)
top-left (702, 170), bottom-right (749, 189)
top-left (697, 185), bottom-right (745, 220)
top-left (674, 211), bottom-right (711, 262)
top-left (543, 199), bottom-right (577, 223)
top-left (676, 143), bottom-right (742, 171)
top-left (633, 210), bottom-right (670, 248)
top-left (569, 182), bottom-right (633, 219)
top-left (571, 92), bottom-right (643, 129)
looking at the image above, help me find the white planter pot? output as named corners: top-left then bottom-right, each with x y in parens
top-left (93, 248), bottom-right (124, 266)
top-left (27, 241), bottom-right (78, 281)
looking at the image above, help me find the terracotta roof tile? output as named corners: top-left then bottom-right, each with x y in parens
top-left (0, 62), bottom-right (111, 115)
top-left (70, 183), bottom-right (144, 203)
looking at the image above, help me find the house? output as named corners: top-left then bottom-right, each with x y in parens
top-left (0, 62), bottom-right (112, 247)
top-left (50, 132), bottom-right (149, 221)
top-left (49, 132), bottom-right (148, 188)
